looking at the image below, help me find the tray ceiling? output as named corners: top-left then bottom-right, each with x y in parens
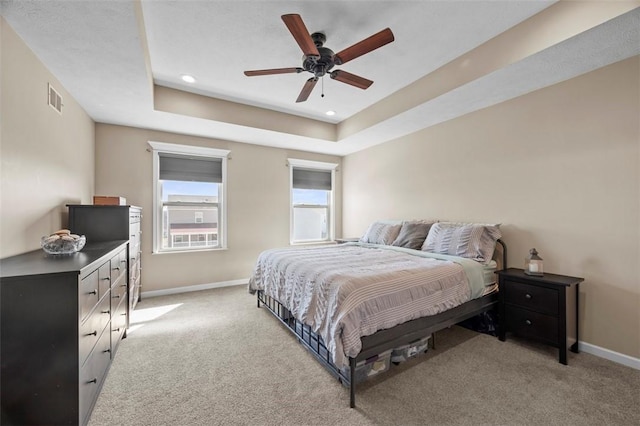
top-left (2, 1), bottom-right (638, 155)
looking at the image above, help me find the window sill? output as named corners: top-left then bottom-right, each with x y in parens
top-left (290, 241), bottom-right (335, 246)
top-left (335, 238), bottom-right (360, 244)
top-left (152, 247), bottom-right (228, 255)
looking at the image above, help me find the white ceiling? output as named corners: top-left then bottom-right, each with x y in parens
top-left (2, 1), bottom-right (639, 156)
top-left (143, 0), bottom-right (552, 122)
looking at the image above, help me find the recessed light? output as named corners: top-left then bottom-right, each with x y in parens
top-left (326, 110), bottom-right (336, 116)
top-left (181, 74), bottom-right (196, 83)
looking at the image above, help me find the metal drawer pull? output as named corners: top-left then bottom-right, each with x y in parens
top-left (88, 290), bottom-right (98, 295)
top-left (103, 348), bottom-right (111, 353)
top-left (112, 294), bottom-right (120, 299)
top-left (88, 378), bottom-right (97, 384)
top-left (525, 319), bottom-right (532, 326)
top-left (101, 277), bottom-right (110, 281)
top-left (121, 259), bottom-right (127, 263)
top-left (113, 328), bottom-right (120, 333)
top-left (86, 330), bottom-right (97, 336)
top-left (101, 309), bottom-right (110, 314)
top-left (112, 266), bottom-right (120, 271)
top-left (525, 294), bottom-right (532, 299)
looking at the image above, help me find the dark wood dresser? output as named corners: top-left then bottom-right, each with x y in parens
top-left (0, 241), bottom-right (129, 425)
top-left (497, 268), bottom-right (584, 365)
top-left (67, 204), bottom-right (142, 313)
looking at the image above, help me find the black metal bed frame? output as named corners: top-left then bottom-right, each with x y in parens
top-left (256, 239), bottom-right (507, 408)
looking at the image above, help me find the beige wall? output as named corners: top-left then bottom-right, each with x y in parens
top-left (342, 56), bottom-right (640, 359)
top-left (0, 19), bottom-right (95, 259)
top-left (94, 124), bottom-right (342, 292)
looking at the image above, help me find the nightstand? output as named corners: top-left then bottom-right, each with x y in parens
top-left (496, 268), bottom-right (584, 365)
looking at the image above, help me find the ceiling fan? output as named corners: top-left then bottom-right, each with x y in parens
top-left (244, 14), bottom-right (395, 103)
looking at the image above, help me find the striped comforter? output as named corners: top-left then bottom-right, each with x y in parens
top-left (248, 243), bottom-right (485, 368)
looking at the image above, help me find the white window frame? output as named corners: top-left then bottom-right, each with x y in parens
top-left (288, 158), bottom-right (338, 245)
top-left (149, 141), bottom-right (230, 253)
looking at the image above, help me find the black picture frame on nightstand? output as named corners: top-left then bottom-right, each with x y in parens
top-left (496, 268), bottom-right (584, 365)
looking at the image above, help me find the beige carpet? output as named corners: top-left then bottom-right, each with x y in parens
top-left (89, 285), bottom-right (640, 426)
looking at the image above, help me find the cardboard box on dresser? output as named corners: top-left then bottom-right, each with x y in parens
top-left (93, 196), bottom-right (126, 205)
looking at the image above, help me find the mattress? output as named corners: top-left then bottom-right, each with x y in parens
top-left (249, 242), bottom-right (492, 368)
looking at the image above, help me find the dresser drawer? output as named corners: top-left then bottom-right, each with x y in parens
top-left (111, 249), bottom-right (127, 295)
top-left (80, 294), bottom-right (111, 366)
top-left (505, 305), bottom-right (558, 345)
top-left (111, 296), bottom-right (128, 355)
top-left (111, 272), bottom-right (127, 303)
top-left (79, 328), bottom-right (111, 425)
top-left (503, 280), bottom-right (558, 316)
top-left (130, 220), bottom-right (141, 245)
top-left (80, 269), bottom-right (100, 321)
top-left (129, 210), bottom-right (142, 224)
top-left (130, 275), bottom-right (141, 308)
top-left (110, 249), bottom-right (127, 283)
top-left (112, 296), bottom-right (128, 336)
top-left (98, 261), bottom-right (112, 299)
top-left (130, 256), bottom-right (140, 283)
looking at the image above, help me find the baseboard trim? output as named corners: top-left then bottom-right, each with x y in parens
top-left (141, 279), bottom-right (248, 299)
top-left (579, 341), bottom-right (640, 370)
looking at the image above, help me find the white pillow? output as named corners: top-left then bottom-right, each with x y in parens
top-left (422, 222), bottom-right (501, 263)
top-left (360, 221), bottom-right (402, 245)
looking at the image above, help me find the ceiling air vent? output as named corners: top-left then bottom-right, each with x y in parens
top-left (48, 83), bottom-right (63, 114)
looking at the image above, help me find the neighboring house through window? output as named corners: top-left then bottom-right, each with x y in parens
top-left (288, 158), bottom-right (338, 244)
top-left (149, 141), bottom-right (229, 253)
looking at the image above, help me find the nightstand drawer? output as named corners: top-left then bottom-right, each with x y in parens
top-left (505, 306), bottom-right (558, 345)
top-left (503, 280), bottom-right (558, 316)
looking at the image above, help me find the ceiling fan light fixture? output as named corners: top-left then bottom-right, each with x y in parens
top-left (181, 74), bottom-right (196, 83)
top-left (244, 14), bottom-right (395, 103)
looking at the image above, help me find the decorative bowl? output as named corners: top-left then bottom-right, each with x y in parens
top-left (41, 234), bottom-right (86, 255)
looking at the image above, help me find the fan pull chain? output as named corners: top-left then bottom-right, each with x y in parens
top-left (321, 76), bottom-right (324, 98)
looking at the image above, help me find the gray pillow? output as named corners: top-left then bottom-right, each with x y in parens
top-left (391, 221), bottom-right (435, 250)
top-left (359, 221), bottom-right (402, 245)
top-left (422, 222), bottom-right (501, 263)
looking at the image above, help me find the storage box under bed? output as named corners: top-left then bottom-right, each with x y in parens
top-left (390, 335), bottom-right (430, 364)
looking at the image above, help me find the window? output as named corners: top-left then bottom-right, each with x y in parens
top-left (288, 158), bottom-right (338, 244)
top-left (149, 141), bottom-right (230, 253)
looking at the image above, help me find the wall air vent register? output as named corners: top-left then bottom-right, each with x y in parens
top-left (48, 83), bottom-right (63, 114)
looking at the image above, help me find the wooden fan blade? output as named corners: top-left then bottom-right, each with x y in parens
top-left (296, 77), bottom-right (317, 103)
top-left (334, 28), bottom-right (394, 65)
top-left (282, 14), bottom-right (320, 58)
top-left (330, 70), bottom-right (373, 90)
top-left (244, 67), bottom-right (303, 76)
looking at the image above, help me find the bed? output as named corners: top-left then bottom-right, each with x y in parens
top-left (248, 220), bottom-right (506, 408)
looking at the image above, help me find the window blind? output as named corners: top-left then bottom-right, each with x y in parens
top-left (159, 153), bottom-right (222, 183)
top-left (292, 168), bottom-right (332, 191)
